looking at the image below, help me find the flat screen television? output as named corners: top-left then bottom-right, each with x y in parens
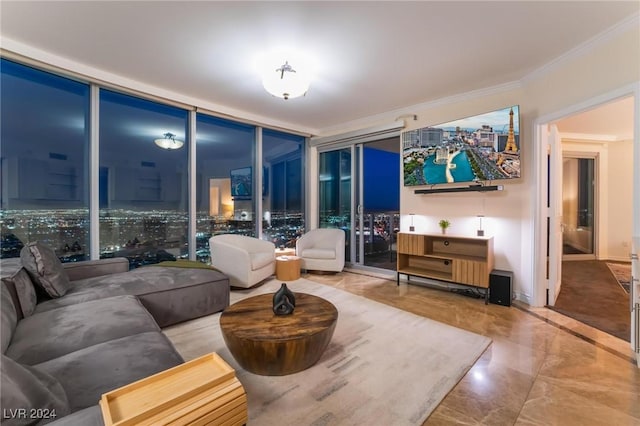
top-left (403, 105), bottom-right (520, 186)
top-left (230, 167), bottom-right (252, 199)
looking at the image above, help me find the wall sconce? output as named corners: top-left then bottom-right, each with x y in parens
top-left (409, 213), bottom-right (415, 232)
top-left (477, 215), bottom-right (484, 237)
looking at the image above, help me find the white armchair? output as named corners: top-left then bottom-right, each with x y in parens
top-left (209, 234), bottom-right (275, 288)
top-left (296, 228), bottom-right (345, 273)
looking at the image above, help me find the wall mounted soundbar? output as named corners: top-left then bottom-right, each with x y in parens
top-left (414, 185), bottom-right (503, 194)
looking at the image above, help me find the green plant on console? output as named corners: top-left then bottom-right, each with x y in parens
top-left (438, 219), bottom-right (451, 234)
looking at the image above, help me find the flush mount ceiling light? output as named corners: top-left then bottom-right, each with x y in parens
top-left (262, 60), bottom-right (310, 100)
top-left (154, 132), bottom-right (184, 150)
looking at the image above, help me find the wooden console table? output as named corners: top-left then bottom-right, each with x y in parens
top-left (397, 233), bottom-right (494, 302)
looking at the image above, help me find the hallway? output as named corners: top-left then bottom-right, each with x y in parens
top-left (551, 260), bottom-right (630, 341)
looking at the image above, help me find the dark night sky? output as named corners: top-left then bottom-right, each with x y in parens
top-left (364, 147), bottom-right (399, 212)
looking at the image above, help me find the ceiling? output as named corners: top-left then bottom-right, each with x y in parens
top-left (555, 96), bottom-right (634, 141)
top-left (1, 1), bottom-right (638, 135)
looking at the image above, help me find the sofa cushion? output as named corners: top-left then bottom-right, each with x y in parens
top-left (1, 268), bottom-right (37, 318)
top-left (251, 251), bottom-right (275, 270)
top-left (20, 242), bottom-right (70, 298)
top-left (1, 284), bottom-right (17, 353)
top-left (34, 267), bottom-right (230, 327)
top-left (6, 296), bottom-right (160, 366)
top-left (35, 332), bottom-right (183, 412)
top-left (0, 354), bottom-right (70, 425)
top-left (0, 258), bottom-right (23, 279)
top-left (300, 248), bottom-right (336, 259)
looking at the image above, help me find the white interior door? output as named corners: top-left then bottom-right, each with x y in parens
top-left (632, 238), bottom-right (640, 365)
top-left (548, 124), bottom-right (563, 306)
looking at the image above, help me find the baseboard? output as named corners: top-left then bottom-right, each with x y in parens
top-left (604, 256), bottom-right (632, 263)
top-left (514, 292), bottom-right (532, 305)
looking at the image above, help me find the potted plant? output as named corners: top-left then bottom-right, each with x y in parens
top-left (438, 219), bottom-right (450, 234)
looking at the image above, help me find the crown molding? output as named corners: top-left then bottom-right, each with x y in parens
top-left (560, 132), bottom-right (633, 142)
top-left (522, 12), bottom-right (640, 84)
top-left (317, 80), bottom-right (522, 136)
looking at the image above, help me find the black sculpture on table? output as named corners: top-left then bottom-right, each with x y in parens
top-left (273, 283), bottom-right (296, 315)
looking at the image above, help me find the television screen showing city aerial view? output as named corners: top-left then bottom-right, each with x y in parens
top-left (403, 105), bottom-right (521, 186)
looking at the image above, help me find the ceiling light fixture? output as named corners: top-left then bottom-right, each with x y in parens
top-left (262, 60), bottom-right (310, 100)
top-left (154, 132), bottom-right (184, 150)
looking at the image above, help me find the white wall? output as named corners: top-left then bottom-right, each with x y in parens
top-left (607, 139), bottom-right (634, 260)
top-left (399, 88), bottom-right (531, 300)
top-left (398, 22), bottom-right (639, 304)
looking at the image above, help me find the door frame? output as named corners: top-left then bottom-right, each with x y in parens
top-left (532, 83), bottom-right (640, 361)
top-left (314, 134), bottom-right (402, 277)
top-left (548, 124), bottom-right (563, 306)
top-left (532, 82), bottom-right (639, 308)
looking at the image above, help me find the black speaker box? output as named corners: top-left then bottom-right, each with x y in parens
top-left (489, 270), bottom-right (513, 307)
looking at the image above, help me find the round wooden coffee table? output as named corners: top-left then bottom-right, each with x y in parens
top-left (219, 293), bottom-right (338, 376)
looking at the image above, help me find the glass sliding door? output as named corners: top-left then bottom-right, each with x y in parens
top-left (319, 149), bottom-right (352, 262)
top-left (358, 138), bottom-right (400, 270)
top-left (562, 155), bottom-right (596, 258)
top-left (318, 138), bottom-right (400, 271)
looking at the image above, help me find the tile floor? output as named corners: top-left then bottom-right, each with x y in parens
top-left (303, 270), bottom-right (640, 425)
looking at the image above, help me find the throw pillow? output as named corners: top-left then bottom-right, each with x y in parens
top-left (20, 242), bottom-right (70, 298)
top-left (0, 354), bottom-right (70, 426)
top-left (1, 269), bottom-right (37, 318)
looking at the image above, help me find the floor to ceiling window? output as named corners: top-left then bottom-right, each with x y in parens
top-left (0, 59), bottom-right (90, 261)
top-left (195, 114), bottom-right (255, 263)
top-left (99, 90), bottom-right (189, 268)
top-left (1, 59), bottom-right (307, 264)
top-left (262, 129), bottom-right (305, 248)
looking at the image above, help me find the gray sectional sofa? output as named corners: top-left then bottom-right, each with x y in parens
top-left (1, 242), bottom-right (230, 425)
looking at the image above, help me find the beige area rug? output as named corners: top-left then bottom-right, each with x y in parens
top-left (606, 262), bottom-right (632, 294)
top-left (163, 278), bottom-right (492, 425)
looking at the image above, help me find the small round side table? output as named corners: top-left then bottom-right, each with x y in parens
top-left (275, 256), bottom-right (301, 281)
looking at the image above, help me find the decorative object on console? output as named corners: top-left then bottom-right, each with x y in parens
top-left (409, 213), bottom-right (415, 232)
top-left (477, 215), bottom-right (485, 237)
top-left (154, 132), bottom-right (184, 150)
top-left (438, 219), bottom-right (450, 235)
top-left (272, 283), bottom-right (296, 315)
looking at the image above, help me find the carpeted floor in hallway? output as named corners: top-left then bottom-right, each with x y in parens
top-left (550, 260), bottom-right (629, 341)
